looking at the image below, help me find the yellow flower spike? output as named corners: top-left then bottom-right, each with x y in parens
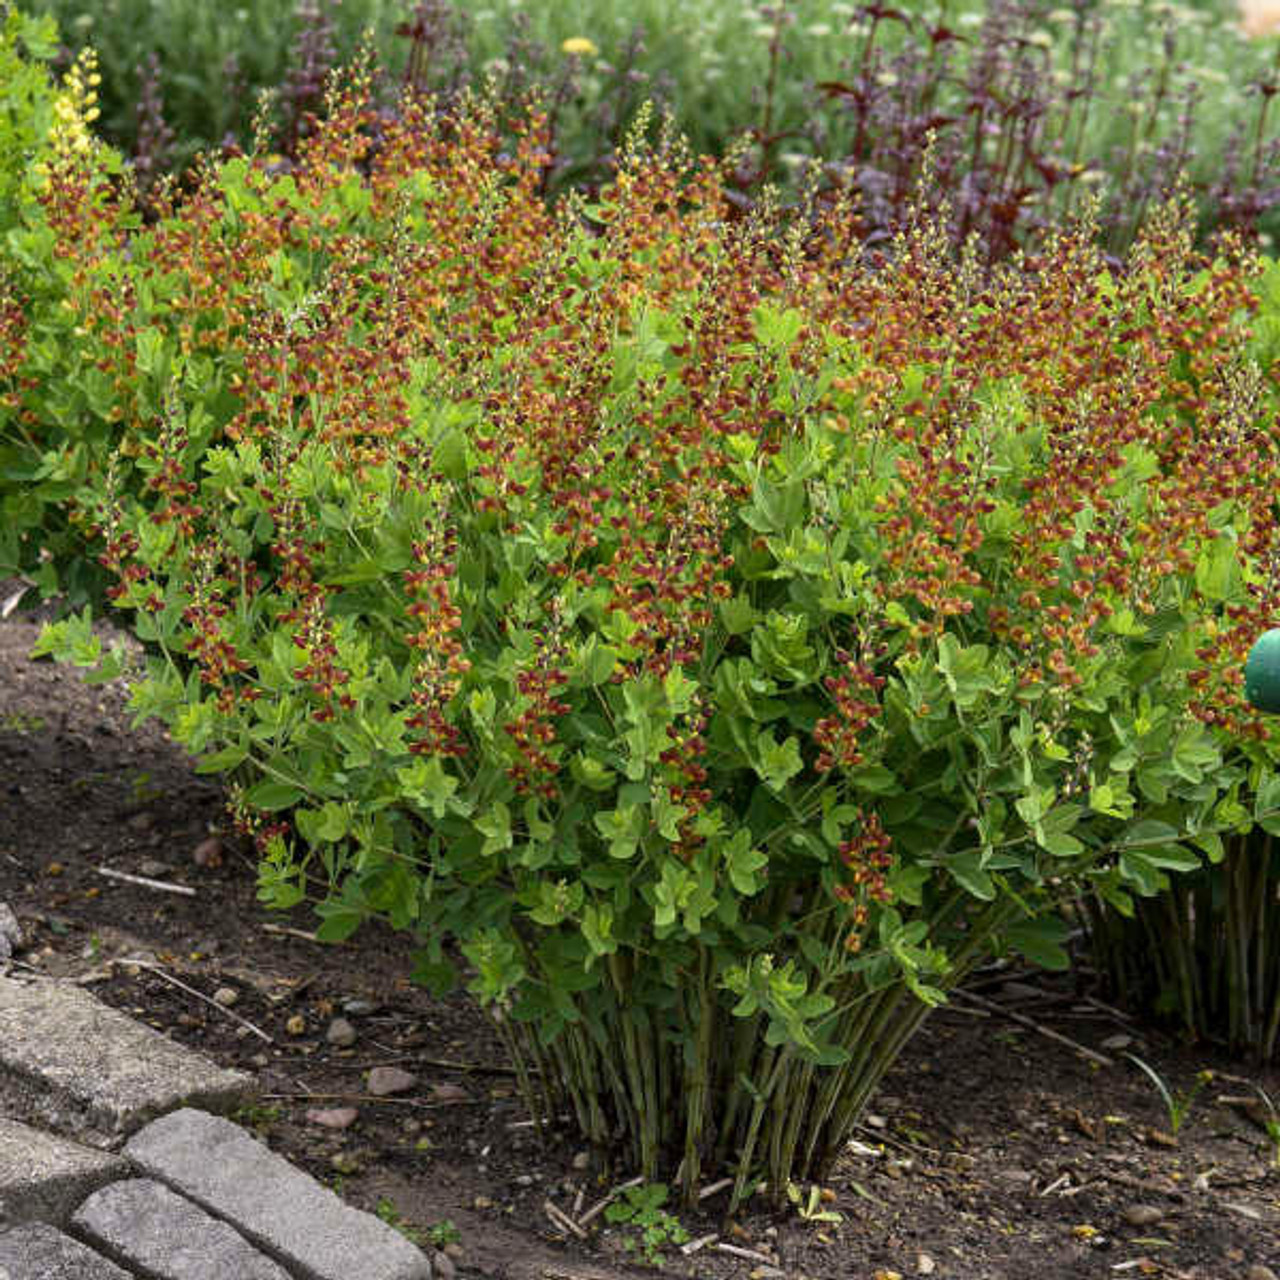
top-left (561, 36), bottom-right (598, 57)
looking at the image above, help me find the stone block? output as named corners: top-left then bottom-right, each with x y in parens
top-left (0, 1120), bottom-right (126, 1227)
top-left (126, 1109), bottom-right (432, 1280)
top-left (73, 1177), bottom-right (290, 1280)
top-left (0, 976), bottom-right (253, 1137)
top-left (0, 1221), bottom-right (133, 1279)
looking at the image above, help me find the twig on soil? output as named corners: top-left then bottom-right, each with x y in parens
top-left (1039, 1172), bottom-right (1071, 1196)
top-left (261, 923), bottom-right (326, 943)
top-left (578, 1175), bottom-right (644, 1228)
top-left (951, 988), bottom-right (1115, 1067)
top-left (714, 1242), bottom-right (775, 1264)
top-left (327, 1054), bottom-right (533, 1077)
top-left (697, 1177), bottom-right (733, 1201)
top-left (1080, 995), bottom-right (1137, 1025)
top-left (544, 1199), bottom-right (588, 1240)
top-left (681, 1233), bottom-right (719, 1255)
top-left (96, 866), bottom-right (195, 897)
top-left (119, 958), bottom-right (273, 1044)
top-left (261, 1091), bottom-right (483, 1107)
top-left (505, 1114), bottom-right (572, 1130)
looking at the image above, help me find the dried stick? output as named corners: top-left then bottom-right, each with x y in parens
top-left (97, 866), bottom-right (196, 897)
top-left (121, 959), bottom-right (273, 1043)
top-left (578, 1175), bottom-right (645, 1228)
top-left (714, 1242), bottom-right (776, 1264)
top-left (543, 1199), bottom-right (588, 1240)
top-left (951, 988), bottom-right (1115, 1067)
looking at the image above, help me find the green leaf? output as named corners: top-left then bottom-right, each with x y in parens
top-left (754, 728), bottom-right (803, 793)
top-left (194, 743), bottom-right (249, 774)
top-left (594, 803), bottom-right (644, 860)
top-left (244, 779), bottom-right (305, 812)
top-left (1003, 916), bottom-right (1071, 970)
top-left (723, 829), bottom-right (768, 895)
top-left (945, 850), bottom-right (995, 900)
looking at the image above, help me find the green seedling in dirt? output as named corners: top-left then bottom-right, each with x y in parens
top-left (786, 1180), bottom-right (843, 1223)
top-left (231, 1102), bottom-right (282, 1131)
top-left (0, 712), bottom-right (45, 733)
top-left (425, 1218), bottom-right (461, 1248)
top-left (604, 1182), bottom-right (690, 1267)
top-left (1126, 1055), bottom-right (1213, 1138)
top-left (375, 1199), bottom-right (425, 1247)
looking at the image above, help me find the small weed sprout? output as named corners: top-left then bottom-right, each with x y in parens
top-left (786, 1180), bottom-right (843, 1224)
top-left (375, 1198), bottom-right (426, 1247)
top-left (603, 1182), bottom-right (690, 1267)
top-left (425, 1218), bottom-right (461, 1248)
top-left (1126, 1054), bottom-right (1213, 1138)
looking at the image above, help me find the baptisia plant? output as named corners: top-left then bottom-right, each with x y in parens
top-left (15, 54), bottom-right (1280, 1209)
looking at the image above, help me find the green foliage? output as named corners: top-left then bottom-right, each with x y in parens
top-left (603, 1182), bottom-right (690, 1267)
top-left (1126, 1055), bottom-right (1214, 1138)
top-left (9, 53), bottom-right (1280, 1211)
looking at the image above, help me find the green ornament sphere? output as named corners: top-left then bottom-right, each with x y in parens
top-left (1245, 629), bottom-right (1280, 713)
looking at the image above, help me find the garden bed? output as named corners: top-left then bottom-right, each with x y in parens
top-left (1, 605), bottom-right (1276, 1280)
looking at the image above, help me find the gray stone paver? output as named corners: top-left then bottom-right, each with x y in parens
top-left (73, 1178), bottom-right (290, 1280)
top-left (0, 1119), bottom-right (126, 1227)
top-left (0, 977), bottom-right (253, 1136)
top-left (0, 1221), bottom-right (134, 1279)
top-left (126, 1109), bottom-right (432, 1280)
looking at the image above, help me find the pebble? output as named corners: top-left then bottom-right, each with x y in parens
top-left (1247, 1267), bottom-right (1278, 1280)
top-left (212, 987), bottom-right (240, 1008)
top-left (432, 1251), bottom-right (457, 1280)
top-left (917, 1254), bottom-right (936, 1275)
top-left (367, 1065), bottom-right (417, 1096)
top-left (326, 1017), bottom-right (357, 1047)
top-left (1122, 1204), bottom-right (1164, 1228)
top-left (571, 1150), bottom-right (590, 1171)
top-left (1100, 1033), bottom-right (1134, 1051)
top-left (306, 1107), bottom-right (358, 1130)
top-left (342, 997), bottom-right (379, 1016)
top-left (138, 859), bottom-right (170, 877)
top-left (285, 1014), bottom-right (307, 1036)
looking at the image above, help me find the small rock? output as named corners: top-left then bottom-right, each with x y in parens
top-left (514, 1174), bottom-right (535, 1187)
top-left (865, 1114), bottom-right (888, 1130)
top-left (326, 1017), bottom-right (358, 1047)
top-left (917, 1254), bottom-right (936, 1275)
top-left (342, 997), bottom-right (379, 1016)
top-left (0, 902), bottom-right (25, 959)
top-left (1122, 1204), bottom-right (1164, 1228)
top-left (1100, 1033), bottom-right (1134, 1051)
top-left (128, 811), bottom-right (154, 832)
top-left (137, 859), bottom-right (170, 878)
top-left (429, 1081), bottom-right (470, 1104)
top-left (571, 1150), bottom-right (590, 1171)
top-left (191, 835), bottom-right (223, 867)
top-left (443, 1242), bottom-right (464, 1260)
top-left (1247, 1266), bottom-right (1278, 1280)
top-left (472, 1195), bottom-right (494, 1211)
top-left (367, 1066), bottom-right (417, 1096)
top-left (285, 1014), bottom-right (307, 1036)
top-left (212, 987), bottom-right (240, 1008)
top-left (432, 1251), bottom-right (457, 1280)
top-left (306, 1107), bottom-right (358, 1130)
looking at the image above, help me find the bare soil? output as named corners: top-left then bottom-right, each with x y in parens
top-left (1, 601), bottom-right (1277, 1280)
